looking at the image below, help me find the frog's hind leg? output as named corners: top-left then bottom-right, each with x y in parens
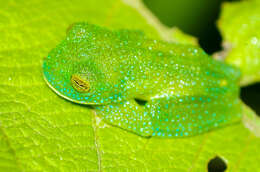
top-left (94, 99), bottom-right (153, 137)
top-left (149, 95), bottom-right (242, 137)
top-left (94, 95), bottom-right (241, 137)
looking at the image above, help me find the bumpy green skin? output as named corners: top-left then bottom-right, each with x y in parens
top-left (43, 23), bottom-right (242, 137)
top-left (218, 0), bottom-right (260, 85)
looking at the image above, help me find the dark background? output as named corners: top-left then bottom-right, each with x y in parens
top-left (143, 0), bottom-right (260, 115)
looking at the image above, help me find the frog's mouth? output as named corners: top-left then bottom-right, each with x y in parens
top-left (43, 72), bottom-right (127, 106)
top-left (43, 77), bottom-right (100, 105)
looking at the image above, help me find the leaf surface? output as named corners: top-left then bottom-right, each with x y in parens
top-left (218, 0), bottom-right (260, 86)
top-left (0, 0), bottom-right (259, 171)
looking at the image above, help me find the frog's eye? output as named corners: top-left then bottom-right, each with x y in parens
top-left (70, 74), bottom-right (90, 92)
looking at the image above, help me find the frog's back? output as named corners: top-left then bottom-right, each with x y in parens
top-left (112, 35), bottom-right (241, 100)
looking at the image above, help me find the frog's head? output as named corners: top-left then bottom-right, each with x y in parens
top-left (43, 23), bottom-right (126, 105)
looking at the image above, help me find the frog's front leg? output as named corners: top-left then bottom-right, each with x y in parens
top-left (95, 99), bottom-right (153, 137)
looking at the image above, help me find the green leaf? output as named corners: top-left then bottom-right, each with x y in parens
top-left (217, 0), bottom-right (260, 86)
top-left (0, 0), bottom-right (259, 171)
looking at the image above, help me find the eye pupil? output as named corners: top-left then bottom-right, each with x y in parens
top-left (71, 74), bottom-right (90, 92)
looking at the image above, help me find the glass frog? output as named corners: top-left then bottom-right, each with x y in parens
top-left (43, 23), bottom-right (242, 137)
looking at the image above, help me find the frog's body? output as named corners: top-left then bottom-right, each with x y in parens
top-left (43, 23), bottom-right (242, 137)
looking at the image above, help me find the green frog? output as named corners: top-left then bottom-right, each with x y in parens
top-left (43, 23), bottom-right (242, 137)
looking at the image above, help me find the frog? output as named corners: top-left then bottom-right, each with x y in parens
top-left (43, 23), bottom-right (242, 137)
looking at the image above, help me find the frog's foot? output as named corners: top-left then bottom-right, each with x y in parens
top-left (94, 99), bottom-right (153, 137)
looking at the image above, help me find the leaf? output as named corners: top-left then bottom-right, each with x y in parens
top-left (0, 0), bottom-right (259, 171)
top-left (123, 0), bottom-right (198, 45)
top-left (217, 0), bottom-right (260, 86)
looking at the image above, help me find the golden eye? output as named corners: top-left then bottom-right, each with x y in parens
top-left (71, 74), bottom-right (90, 92)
